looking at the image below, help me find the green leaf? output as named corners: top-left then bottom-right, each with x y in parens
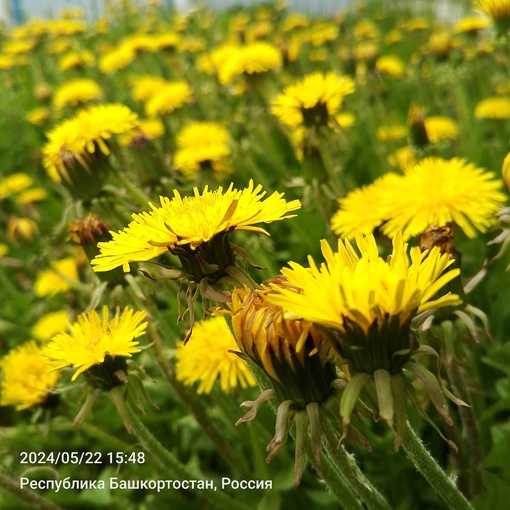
top-left (340, 372), bottom-right (370, 425)
top-left (472, 472), bottom-right (510, 510)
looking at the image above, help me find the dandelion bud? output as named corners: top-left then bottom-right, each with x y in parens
top-left (408, 103), bottom-right (429, 147)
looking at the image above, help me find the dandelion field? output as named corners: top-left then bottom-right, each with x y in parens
top-left (2, 0), bottom-right (510, 508)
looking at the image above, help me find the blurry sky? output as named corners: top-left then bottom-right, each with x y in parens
top-left (5, 0), bottom-right (352, 23)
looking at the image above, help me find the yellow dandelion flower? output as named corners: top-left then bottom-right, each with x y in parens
top-left (305, 22), bottom-right (339, 46)
top-left (428, 31), bottom-right (452, 59)
top-left (382, 157), bottom-right (506, 239)
top-left (58, 50), bottom-right (95, 70)
top-left (3, 39), bottom-right (35, 55)
top-left (0, 341), bottom-right (60, 410)
top-left (0, 173), bottom-right (33, 200)
top-left (34, 257), bottom-right (79, 297)
top-left (92, 180), bottom-right (301, 272)
top-left (42, 306), bottom-right (147, 384)
top-left (131, 75), bottom-right (168, 102)
top-left (0, 243), bottom-right (8, 257)
top-left (175, 316), bottom-right (255, 394)
top-left (33, 310), bottom-right (72, 341)
top-left (503, 151), bottom-right (510, 191)
top-left (144, 81), bottom-right (192, 116)
top-left (267, 234), bottom-right (462, 439)
top-left (454, 16), bottom-right (491, 34)
top-left (271, 72), bottom-right (355, 128)
top-left (7, 216), bottom-right (38, 242)
top-left (42, 103), bottom-right (138, 183)
top-left (424, 116), bottom-right (459, 142)
top-left (400, 17), bottom-right (430, 31)
top-left (53, 78), bottom-right (102, 111)
top-left (353, 19), bottom-right (379, 40)
top-left (376, 124), bottom-right (407, 142)
top-left (336, 112), bottom-right (356, 128)
top-left (218, 42), bottom-right (282, 86)
top-left (151, 32), bottom-right (181, 51)
top-left (26, 107), bottom-right (50, 125)
top-left (474, 97), bottom-right (510, 119)
top-left (388, 145), bottom-right (416, 170)
top-left (0, 54), bottom-right (15, 69)
top-left (475, 0), bottom-right (510, 31)
top-left (267, 232), bottom-right (461, 337)
top-left (331, 173), bottom-right (401, 239)
top-left (280, 13), bottom-right (309, 32)
top-left (121, 33), bottom-right (157, 53)
top-left (332, 157), bottom-right (506, 240)
top-left (99, 44), bottom-right (136, 72)
top-left (385, 29), bottom-right (403, 44)
top-left (197, 44), bottom-right (238, 76)
top-left (173, 121), bottom-right (231, 178)
top-left (354, 42), bottom-right (379, 64)
top-left (118, 118), bottom-right (165, 147)
top-left (376, 55), bottom-right (405, 78)
top-left (17, 188), bottom-right (47, 204)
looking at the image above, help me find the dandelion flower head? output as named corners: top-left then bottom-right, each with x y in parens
top-left (53, 78), bottom-right (102, 111)
top-left (42, 306), bottom-right (147, 381)
top-left (91, 180), bottom-right (301, 272)
top-left (474, 97), bottom-right (510, 119)
top-left (475, 0), bottom-right (510, 26)
top-left (34, 257), bottom-right (79, 297)
top-left (42, 103), bottom-right (138, 182)
top-left (271, 72), bottom-right (355, 128)
top-left (144, 81), bottom-right (192, 116)
top-left (333, 157), bottom-right (506, 241)
top-left (173, 121), bottom-right (231, 178)
top-left (218, 42), bottom-right (282, 85)
top-left (32, 310), bottom-right (72, 341)
top-left (267, 232), bottom-right (462, 335)
top-left (175, 316), bottom-right (255, 394)
top-left (0, 341), bottom-right (60, 410)
top-left (380, 157), bottom-right (506, 239)
top-left (424, 116), bottom-right (459, 142)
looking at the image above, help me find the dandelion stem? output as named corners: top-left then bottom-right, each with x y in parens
top-left (321, 419), bottom-right (392, 510)
top-left (448, 358), bottom-right (484, 499)
top-left (110, 387), bottom-right (252, 510)
top-left (0, 472), bottom-right (64, 510)
top-left (110, 164), bottom-right (151, 208)
top-left (309, 434), bottom-right (364, 510)
top-left (400, 421), bottom-right (474, 510)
